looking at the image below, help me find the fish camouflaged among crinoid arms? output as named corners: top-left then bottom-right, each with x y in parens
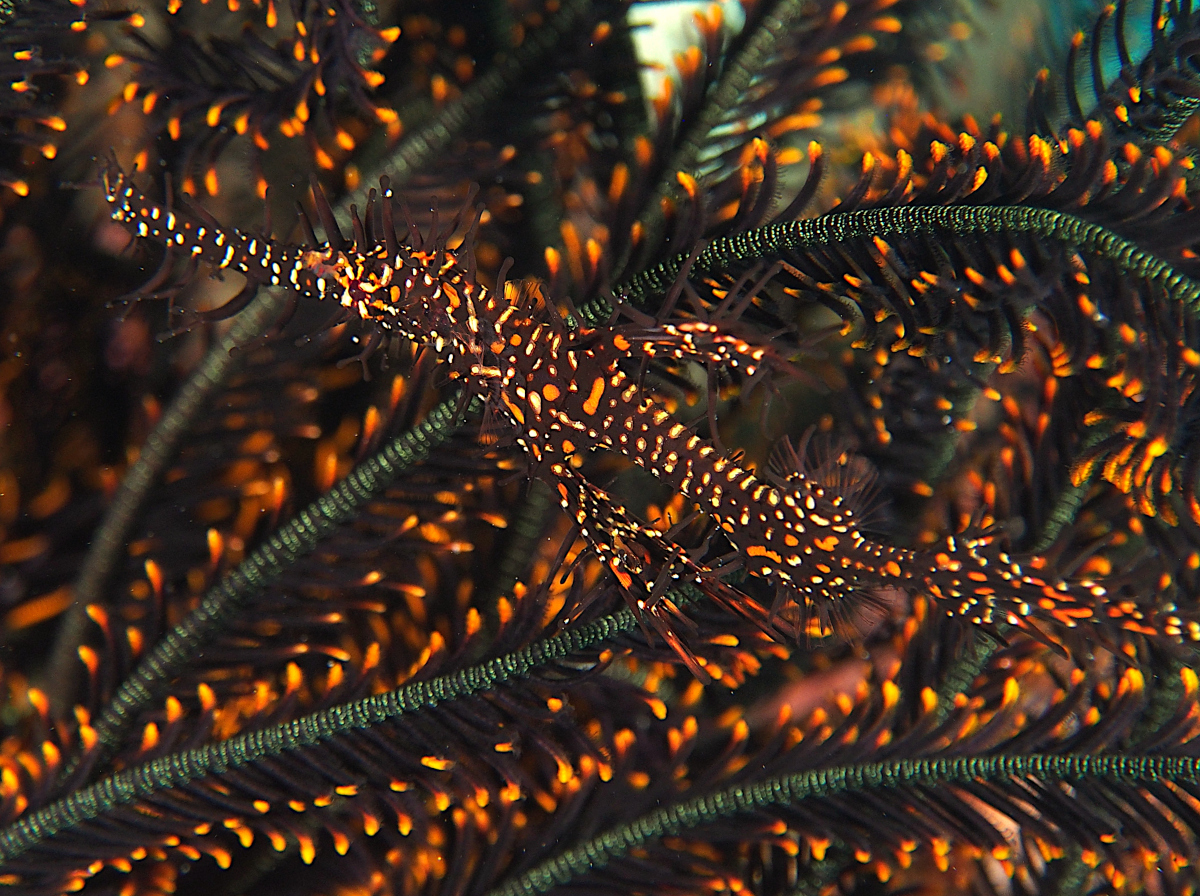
top-left (97, 153), bottom-right (1190, 656)
top-left (4, 1), bottom-right (1200, 895)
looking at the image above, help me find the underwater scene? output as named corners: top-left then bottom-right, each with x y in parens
top-left (3, 0), bottom-right (1200, 892)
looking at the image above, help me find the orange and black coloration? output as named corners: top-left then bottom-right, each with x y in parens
top-left (101, 161), bottom-right (1200, 648)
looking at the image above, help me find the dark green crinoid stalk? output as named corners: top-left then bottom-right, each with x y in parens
top-left (2, 1), bottom-right (1200, 894)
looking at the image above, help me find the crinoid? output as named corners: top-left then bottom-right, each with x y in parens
top-left (4, 1), bottom-right (1200, 895)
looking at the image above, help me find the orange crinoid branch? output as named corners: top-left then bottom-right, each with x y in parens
top-left (2, 1), bottom-right (1200, 895)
